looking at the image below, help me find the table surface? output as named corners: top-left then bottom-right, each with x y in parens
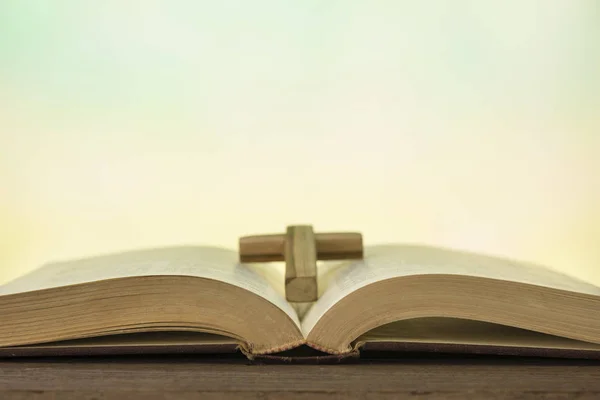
top-left (2, 354), bottom-right (600, 399)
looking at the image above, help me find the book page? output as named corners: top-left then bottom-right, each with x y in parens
top-left (358, 318), bottom-right (600, 350)
top-left (0, 246), bottom-right (300, 327)
top-left (302, 244), bottom-right (600, 335)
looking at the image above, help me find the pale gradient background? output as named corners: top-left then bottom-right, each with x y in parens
top-left (1, 1), bottom-right (599, 285)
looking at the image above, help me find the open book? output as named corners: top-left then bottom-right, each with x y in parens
top-left (2, 244), bottom-right (600, 360)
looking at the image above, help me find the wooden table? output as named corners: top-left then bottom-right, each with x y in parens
top-left (2, 354), bottom-right (600, 399)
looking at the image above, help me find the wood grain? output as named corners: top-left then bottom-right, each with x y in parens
top-left (2, 356), bottom-right (600, 399)
top-left (284, 225), bottom-right (318, 302)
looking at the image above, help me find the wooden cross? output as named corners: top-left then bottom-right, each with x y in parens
top-left (239, 225), bottom-right (363, 302)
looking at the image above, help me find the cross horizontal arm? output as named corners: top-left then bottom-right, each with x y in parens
top-left (239, 232), bottom-right (363, 263)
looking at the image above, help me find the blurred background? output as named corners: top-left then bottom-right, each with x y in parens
top-left (0, 1), bottom-right (598, 286)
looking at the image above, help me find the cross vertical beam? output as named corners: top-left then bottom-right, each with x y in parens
top-left (284, 225), bottom-right (318, 302)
